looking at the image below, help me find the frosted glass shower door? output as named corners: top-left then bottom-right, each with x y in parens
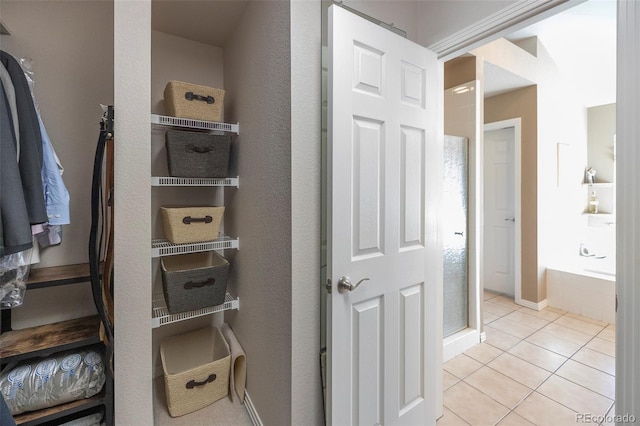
top-left (443, 135), bottom-right (468, 338)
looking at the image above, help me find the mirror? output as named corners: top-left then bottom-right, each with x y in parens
top-left (587, 103), bottom-right (616, 183)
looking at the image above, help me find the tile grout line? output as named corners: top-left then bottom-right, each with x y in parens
top-left (450, 293), bottom-right (616, 425)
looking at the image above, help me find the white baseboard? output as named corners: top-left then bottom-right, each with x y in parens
top-left (244, 390), bottom-right (263, 426)
top-left (480, 331), bottom-right (487, 342)
top-left (517, 298), bottom-right (548, 311)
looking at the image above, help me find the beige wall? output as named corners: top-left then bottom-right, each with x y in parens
top-left (485, 86), bottom-right (539, 302)
top-left (1, 1), bottom-right (113, 326)
top-left (445, 56), bottom-right (476, 90)
top-left (477, 35), bottom-right (588, 304)
top-left (223, 1), bottom-right (294, 424)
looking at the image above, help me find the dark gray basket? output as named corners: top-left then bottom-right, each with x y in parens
top-left (161, 251), bottom-right (229, 314)
top-left (165, 130), bottom-right (231, 178)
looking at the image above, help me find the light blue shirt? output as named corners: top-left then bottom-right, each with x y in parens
top-left (38, 114), bottom-right (70, 225)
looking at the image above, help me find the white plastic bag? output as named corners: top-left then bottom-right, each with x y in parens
top-left (0, 249), bottom-right (32, 308)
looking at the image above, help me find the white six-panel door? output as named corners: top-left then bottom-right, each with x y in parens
top-left (483, 127), bottom-right (516, 295)
top-left (328, 5), bottom-right (440, 425)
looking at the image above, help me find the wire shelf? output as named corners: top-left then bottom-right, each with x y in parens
top-left (152, 292), bottom-right (239, 328)
top-left (151, 114), bottom-right (239, 134)
top-left (151, 176), bottom-right (239, 187)
top-left (151, 235), bottom-right (239, 258)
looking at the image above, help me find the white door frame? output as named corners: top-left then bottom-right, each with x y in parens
top-left (483, 118), bottom-right (522, 306)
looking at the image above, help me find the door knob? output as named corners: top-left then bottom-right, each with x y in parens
top-left (338, 276), bottom-right (370, 293)
top-left (504, 218), bottom-right (515, 222)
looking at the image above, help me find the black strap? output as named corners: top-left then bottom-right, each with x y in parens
top-left (89, 123), bottom-right (114, 349)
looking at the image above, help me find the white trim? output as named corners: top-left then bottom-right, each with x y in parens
top-left (480, 332), bottom-right (487, 343)
top-left (244, 390), bottom-right (264, 426)
top-left (483, 119), bottom-right (523, 306)
top-left (443, 328), bottom-right (481, 362)
top-left (616, 0), bottom-right (640, 418)
top-left (429, 0), bottom-right (582, 61)
top-left (517, 298), bottom-right (548, 312)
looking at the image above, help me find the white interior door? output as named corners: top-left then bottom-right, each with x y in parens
top-left (483, 127), bottom-right (515, 295)
top-left (328, 5), bottom-right (440, 425)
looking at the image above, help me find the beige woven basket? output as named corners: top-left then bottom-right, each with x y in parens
top-left (161, 327), bottom-right (230, 417)
top-left (164, 80), bottom-right (224, 122)
top-left (160, 206), bottom-right (224, 244)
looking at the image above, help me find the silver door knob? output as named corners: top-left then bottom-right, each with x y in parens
top-left (338, 276), bottom-right (370, 293)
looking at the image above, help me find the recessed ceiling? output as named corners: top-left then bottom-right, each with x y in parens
top-left (152, 0), bottom-right (250, 47)
top-left (484, 61), bottom-right (534, 98)
top-left (491, 0), bottom-right (616, 107)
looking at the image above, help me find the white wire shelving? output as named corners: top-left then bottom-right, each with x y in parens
top-left (151, 113), bottom-right (239, 134)
top-left (151, 235), bottom-right (239, 258)
top-left (150, 176), bottom-right (239, 187)
top-left (152, 292), bottom-right (239, 328)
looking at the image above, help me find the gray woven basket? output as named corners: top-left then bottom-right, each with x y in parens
top-left (160, 251), bottom-right (229, 314)
top-left (165, 130), bottom-right (231, 178)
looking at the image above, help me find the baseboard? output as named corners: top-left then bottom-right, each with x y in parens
top-left (480, 331), bottom-right (487, 342)
top-left (244, 390), bottom-right (264, 426)
top-left (517, 298), bottom-right (548, 311)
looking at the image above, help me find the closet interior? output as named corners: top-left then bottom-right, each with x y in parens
top-left (2, 0), bottom-right (295, 424)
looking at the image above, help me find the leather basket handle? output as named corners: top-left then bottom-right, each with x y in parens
top-left (185, 91), bottom-right (215, 104)
top-left (184, 278), bottom-right (216, 290)
top-left (182, 215), bottom-right (213, 225)
top-left (185, 374), bottom-right (217, 389)
top-left (186, 144), bottom-right (212, 154)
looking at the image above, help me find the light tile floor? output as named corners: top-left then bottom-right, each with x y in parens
top-left (439, 291), bottom-right (615, 426)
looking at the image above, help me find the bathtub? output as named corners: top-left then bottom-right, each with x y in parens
top-left (546, 255), bottom-right (615, 324)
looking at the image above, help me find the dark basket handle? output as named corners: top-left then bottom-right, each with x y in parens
top-left (185, 374), bottom-right (217, 389)
top-left (186, 144), bottom-right (212, 154)
top-left (182, 215), bottom-right (213, 225)
top-left (184, 91), bottom-right (215, 104)
top-left (184, 277), bottom-right (216, 290)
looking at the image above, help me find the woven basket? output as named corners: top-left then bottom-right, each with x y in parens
top-left (160, 206), bottom-right (224, 244)
top-left (164, 80), bottom-right (224, 122)
top-left (165, 130), bottom-right (231, 178)
top-left (161, 327), bottom-right (230, 417)
top-left (161, 251), bottom-right (229, 314)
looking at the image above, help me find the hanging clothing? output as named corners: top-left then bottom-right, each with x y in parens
top-left (0, 81), bottom-right (32, 256)
top-left (38, 114), bottom-right (70, 225)
top-left (0, 63), bottom-right (19, 154)
top-left (0, 50), bottom-right (47, 225)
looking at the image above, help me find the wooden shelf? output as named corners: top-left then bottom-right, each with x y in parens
top-left (0, 316), bottom-right (101, 364)
top-left (27, 263), bottom-right (92, 289)
top-left (14, 392), bottom-right (105, 426)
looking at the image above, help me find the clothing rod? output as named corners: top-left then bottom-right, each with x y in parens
top-left (333, 1), bottom-right (407, 38)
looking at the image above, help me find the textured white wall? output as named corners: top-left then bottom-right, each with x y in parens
top-left (223, 1), bottom-right (293, 424)
top-left (114, 0), bottom-right (153, 423)
top-left (291, 0), bottom-right (324, 424)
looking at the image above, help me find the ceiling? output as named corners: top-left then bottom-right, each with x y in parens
top-left (485, 0), bottom-right (616, 107)
top-left (152, 0), bottom-right (250, 47)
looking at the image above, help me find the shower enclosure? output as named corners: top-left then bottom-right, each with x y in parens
top-left (443, 135), bottom-right (469, 337)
